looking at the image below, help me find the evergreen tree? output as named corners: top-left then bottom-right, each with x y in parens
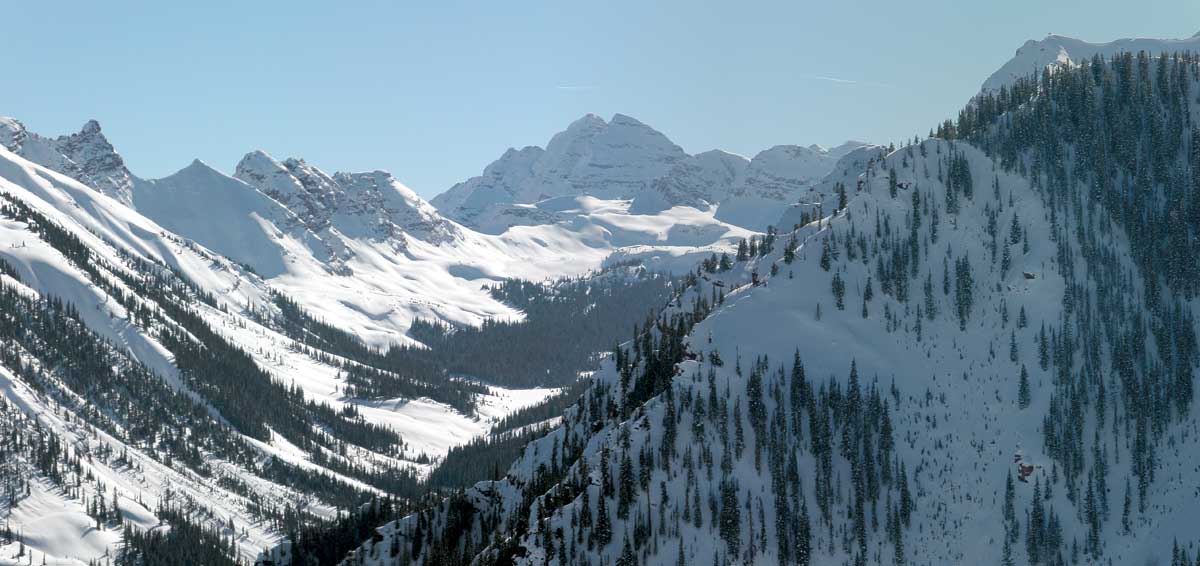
top-left (595, 490), bottom-right (612, 548)
top-left (1001, 534), bottom-right (1015, 566)
top-left (832, 272), bottom-right (846, 310)
top-left (1018, 365), bottom-right (1031, 409)
top-left (1121, 476), bottom-right (1132, 534)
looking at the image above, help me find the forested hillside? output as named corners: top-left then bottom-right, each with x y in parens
top-left (341, 51), bottom-right (1200, 566)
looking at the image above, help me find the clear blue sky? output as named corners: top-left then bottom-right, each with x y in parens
top-left (3, 1), bottom-right (1198, 198)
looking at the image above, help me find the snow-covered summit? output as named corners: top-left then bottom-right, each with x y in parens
top-left (432, 113), bottom-right (688, 230)
top-left (0, 116), bottom-right (135, 203)
top-left (234, 150), bottom-right (343, 231)
top-left (538, 112), bottom-right (686, 201)
top-left (132, 156), bottom-right (307, 278)
top-left (234, 149), bottom-right (460, 243)
top-left (435, 112), bottom-right (871, 233)
top-left (330, 169), bottom-right (460, 243)
top-left (982, 32), bottom-right (1200, 92)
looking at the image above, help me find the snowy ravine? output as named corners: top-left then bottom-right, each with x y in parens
top-left (344, 136), bottom-right (1200, 566)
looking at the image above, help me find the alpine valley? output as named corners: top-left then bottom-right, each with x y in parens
top-left (2, 29), bottom-right (1200, 566)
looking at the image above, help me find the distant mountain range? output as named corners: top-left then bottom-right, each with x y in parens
top-left (434, 112), bottom-right (873, 233)
top-left (0, 112), bottom-right (869, 348)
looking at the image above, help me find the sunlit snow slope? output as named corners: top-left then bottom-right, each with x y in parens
top-left (348, 138), bottom-right (1200, 566)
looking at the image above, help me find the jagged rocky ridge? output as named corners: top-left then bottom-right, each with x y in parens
top-left (0, 117), bottom-right (136, 203)
top-left (433, 113), bottom-right (871, 233)
top-left (0, 115), bottom-right (770, 349)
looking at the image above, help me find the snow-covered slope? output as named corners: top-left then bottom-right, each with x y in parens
top-left (132, 158), bottom-right (311, 278)
top-left (134, 149), bottom-right (540, 348)
top-left (3, 118), bottom-right (768, 349)
top-left (982, 31), bottom-right (1200, 92)
top-left (628, 149), bottom-right (748, 213)
top-left (0, 118), bottom-right (757, 562)
top-left (711, 142), bottom-right (876, 229)
top-left (347, 135), bottom-right (1200, 566)
top-left (0, 143), bottom-right (565, 564)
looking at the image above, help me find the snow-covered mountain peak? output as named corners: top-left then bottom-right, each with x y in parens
top-left (982, 32), bottom-right (1200, 92)
top-left (0, 117), bottom-right (135, 203)
top-left (746, 144), bottom-right (832, 176)
top-left (233, 148), bottom-right (461, 244)
top-left (799, 141), bottom-right (866, 160)
top-left (237, 148), bottom-right (275, 167)
top-left (562, 112), bottom-right (606, 132)
top-left (501, 145), bottom-right (544, 160)
top-left (157, 157), bottom-right (252, 191)
top-left (234, 149), bottom-right (290, 176)
top-left (49, 119), bottom-right (134, 201)
top-left (432, 113), bottom-right (689, 230)
top-left (0, 117), bottom-right (27, 151)
top-left (608, 112), bottom-right (656, 130)
top-left (330, 169), bottom-right (461, 244)
top-left (539, 113), bottom-right (687, 195)
top-left (234, 149), bottom-right (337, 228)
top-left (80, 118), bottom-right (102, 135)
top-left (333, 169), bottom-right (420, 207)
top-left (182, 157), bottom-right (214, 172)
top-left (695, 147), bottom-right (749, 162)
top-left (433, 113), bottom-right (866, 233)
top-left (539, 112), bottom-right (608, 156)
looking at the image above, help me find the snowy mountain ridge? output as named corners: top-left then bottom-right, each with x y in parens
top-left (233, 150), bottom-right (461, 245)
top-left (433, 113), bottom-right (872, 234)
top-left (0, 117), bottom-right (136, 203)
top-left (0, 117), bottom-right (773, 350)
top-left (431, 113), bottom-right (687, 227)
top-left (982, 31), bottom-right (1200, 92)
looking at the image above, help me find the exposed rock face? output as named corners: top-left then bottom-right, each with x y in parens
top-left (0, 117), bottom-right (135, 203)
top-left (234, 150), bottom-right (460, 244)
top-left (433, 113), bottom-right (689, 232)
top-left (434, 113), bottom-right (870, 233)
